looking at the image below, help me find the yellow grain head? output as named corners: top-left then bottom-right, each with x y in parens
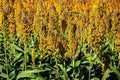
top-left (0, 0), bottom-right (3, 33)
top-left (116, 25), bottom-right (120, 52)
top-left (56, 34), bottom-right (67, 56)
top-left (8, 7), bottom-right (16, 38)
top-left (14, 0), bottom-right (21, 29)
top-left (46, 30), bottom-right (56, 51)
top-left (53, 0), bottom-right (62, 15)
top-left (39, 34), bottom-right (46, 52)
top-left (65, 34), bottom-right (78, 60)
top-left (33, 0), bottom-right (43, 36)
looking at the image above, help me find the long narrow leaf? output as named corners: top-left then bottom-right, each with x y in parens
top-left (13, 53), bottom-right (22, 63)
top-left (9, 70), bottom-right (15, 79)
top-left (0, 73), bottom-right (8, 79)
top-left (110, 66), bottom-right (120, 78)
top-left (58, 64), bottom-right (69, 80)
top-left (17, 73), bottom-right (34, 80)
top-left (0, 65), bottom-right (4, 73)
top-left (12, 44), bottom-right (23, 52)
top-left (102, 69), bottom-right (110, 80)
top-left (17, 70), bottom-right (36, 79)
top-left (17, 69), bottom-right (50, 79)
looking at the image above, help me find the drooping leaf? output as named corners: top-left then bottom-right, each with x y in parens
top-left (58, 64), bottom-right (65, 72)
top-left (67, 67), bottom-right (72, 72)
top-left (58, 64), bottom-right (69, 80)
top-left (16, 69), bottom-right (50, 79)
top-left (0, 65), bottom-right (4, 73)
top-left (75, 61), bottom-right (81, 67)
top-left (12, 44), bottom-right (23, 52)
top-left (0, 73), bottom-right (8, 79)
top-left (102, 69), bottom-right (110, 80)
top-left (110, 66), bottom-right (120, 78)
top-left (13, 53), bottom-right (22, 63)
top-left (17, 73), bottom-right (35, 80)
top-left (9, 70), bottom-right (15, 79)
top-left (16, 70), bottom-right (36, 79)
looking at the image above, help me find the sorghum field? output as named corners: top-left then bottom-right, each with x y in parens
top-left (0, 0), bottom-right (120, 80)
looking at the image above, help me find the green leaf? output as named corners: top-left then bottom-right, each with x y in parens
top-left (75, 61), bottom-right (80, 67)
top-left (91, 78), bottom-right (99, 80)
top-left (0, 54), bottom-right (4, 57)
top-left (0, 65), bottom-right (4, 73)
top-left (58, 64), bottom-right (69, 80)
top-left (35, 76), bottom-right (46, 80)
top-left (0, 73), bottom-right (8, 79)
top-left (17, 73), bottom-right (35, 80)
top-left (36, 68), bottom-right (51, 73)
top-left (0, 38), bottom-right (3, 42)
top-left (16, 70), bottom-right (35, 79)
top-left (13, 57), bottom-right (23, 66)
top-left (82, 61), bottom-right (89, 64)
top-left (58, 64), bottom-right (65, 72)
top-left (0, 35), bottom-right (3, 41)
top-left (110, 66), bottom-right (120, 78)
top-left (13, 53), bottom-right (22, 63)
top-left (67, 67), bottom-right (72, 72)
top-left (102, 69), bottom-right (110, 80)
top-left (16, 69), bottom-right (50, 79)
top-left (0, 34), bottom-right (3, 38)
top-left (9, 70), bottom-right (15, 79)
top-left (12, 44), bottom-right (23, 52)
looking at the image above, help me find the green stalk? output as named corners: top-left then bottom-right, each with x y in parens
top-left (24, 44), bottom-right (27, 71)
top-left (89, 50), bottom-right (93, 80)
top-left (4, 37), bottom-right (9, 80)
top-left (89, 62), bottom-right (91, 80)
top-left (55, 57), bottom-right (59, 79)
top-left (23, 44), bottom-right (27, 80)
top-left (73, 59), bottom-right (75, 79)
top-left (24, 54), bottom-right (27, 71)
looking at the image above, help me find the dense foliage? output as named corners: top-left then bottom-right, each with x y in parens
top-left (0, 0), bottom-right (120, 80)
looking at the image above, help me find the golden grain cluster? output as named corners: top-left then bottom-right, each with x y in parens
top-left (0, 0), bottom-right (120, 59)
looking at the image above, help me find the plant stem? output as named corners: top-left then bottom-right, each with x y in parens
top-left (89, 50), bottom-right (93, 80)
top-left (55, 57), bottom-right (59, 79)
top-left (72, 59), bottom-right (75, 79)
top-left (24, 44), bottom-right (27, 71)
top-left (89, 63), bottom-right (91, 80)
top-left (4, 37), bottom-right (9, 80)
